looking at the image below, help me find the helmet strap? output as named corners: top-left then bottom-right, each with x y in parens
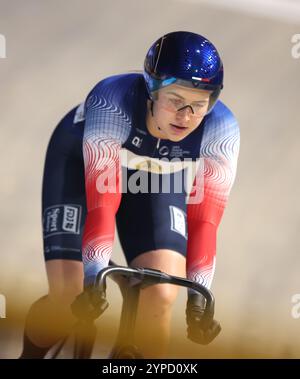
top-left (150, 100), bottom-right (154, 116)
top-left (149, 100), bottom-right (162, 132)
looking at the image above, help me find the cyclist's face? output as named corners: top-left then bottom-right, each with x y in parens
top-left (150, 84), bottom-right (212, 142)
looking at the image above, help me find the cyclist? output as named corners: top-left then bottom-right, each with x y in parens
top-left (19, 31), bottom-right (240, 359)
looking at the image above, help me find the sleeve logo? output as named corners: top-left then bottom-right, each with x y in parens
top-left (43, 204), bottom-right (81, 238)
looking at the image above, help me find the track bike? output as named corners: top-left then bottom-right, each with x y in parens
top-left (49, 261), bottom-right (216, 359)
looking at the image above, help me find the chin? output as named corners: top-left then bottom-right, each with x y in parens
top-left (168, 134), bottom-right (187, 142)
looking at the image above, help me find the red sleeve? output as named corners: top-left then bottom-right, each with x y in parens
top-left (186, 160), bottom-right (226, 289)
top-left (186, 123), bottom-right (240, 289)
top-left (82, 137), bottom-right (122, 286)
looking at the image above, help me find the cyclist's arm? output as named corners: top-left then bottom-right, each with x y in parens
top-left (186, 108), bottom-right (240, 290)
top-left (82, 86), bottom-right (130, 287)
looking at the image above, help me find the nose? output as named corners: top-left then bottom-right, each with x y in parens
top-left (176, 106), bottom-right (193, 121)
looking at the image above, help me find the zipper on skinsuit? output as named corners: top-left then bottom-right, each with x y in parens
top-left (152, 138), bottom-right (161, 157)
top-left (156, 138), bottom-right (161, 150)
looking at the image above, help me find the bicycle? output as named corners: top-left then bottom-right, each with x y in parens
top-left (48, 260), bottom-right (216, 359)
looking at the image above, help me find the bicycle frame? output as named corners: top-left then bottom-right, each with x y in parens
top-left (102, 265), bottom-right (215, 359)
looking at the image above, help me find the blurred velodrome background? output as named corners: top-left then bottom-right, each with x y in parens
top-left (0, 0), bottom-right (300, 358)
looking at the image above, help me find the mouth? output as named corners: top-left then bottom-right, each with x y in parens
top-left (169, 123), bottom-right (188, 133)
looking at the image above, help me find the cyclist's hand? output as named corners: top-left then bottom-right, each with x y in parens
top-left (71, 286), bottom-right (109, 321)
top-left (186, 294), bottom-right (221, 345)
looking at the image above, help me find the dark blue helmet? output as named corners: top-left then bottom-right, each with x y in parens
top-left (144, 31), bottom-right (224, 110)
